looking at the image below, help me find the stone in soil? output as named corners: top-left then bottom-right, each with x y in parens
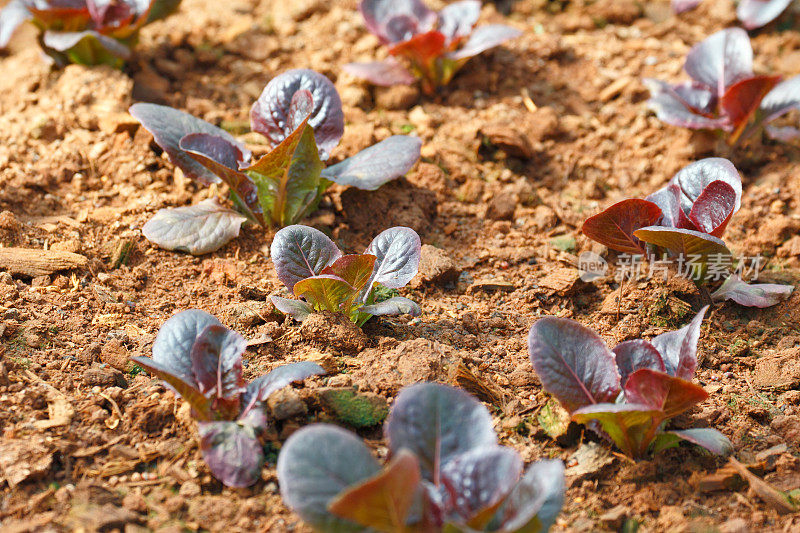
top-left (411, 244), bottom-right (459, 288)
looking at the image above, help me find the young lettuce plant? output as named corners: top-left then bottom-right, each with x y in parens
top-left (131, 309), bottom-right (325, 487)
top-left (672, 0), bottom-right (795, 30)
top-left (130, 69), bottom-right (422, 254)
top-left (270, 224), bottom-right (422, 325)
top-left (582, 158), bottom-right (794, 307)
top-left (645, 28), bottom-right (800, 145)
top-left (278, 382), bottom-right (566, 532)
top-left (345, 0), bottom-right (522, 94)
top-left (529, 307), bottom-right (733, 460)
top-left (0, 0), bottom-right (181, 67)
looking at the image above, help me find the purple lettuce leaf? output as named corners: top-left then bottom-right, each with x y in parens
top-left (580, 198), bottom-right (664, 255)
top-left (270, 295), bottom-right (313, 321)
top-left (198, 412), bottom-right (265, 488)
top-left (320, 255), bottom-right (377, 293)
top-left (644, 79), bottom-right (730, 131)
top-left (645, 183), bottom-right (689, 229)
top-left (359, 296), bottom-right (421, 317)
top-left (687, 179), bottom-right (737, 237)
top-left (270, 224), bottom-right (342, 292)
top-left (0, 0), bottom-right (31, 48)
top-left (151, 309), bottom-right (223, 386)
top-left (363, 226), bottom-right (422, 300)
top-left (322, 135), bottom-right (422, 191)
top-left (42, 29), bottom-right (132, 58)
top-left (438, 0), bottom-right (480, 42)
top-left (438, 446), bottom-right (522, 528)
top-left (667, 428), bottom-right (733, 455)
top-left (527, 317), bottom-right (621, 412)
top-left (711, 274), bottom-right (794, 308)
top-left (649, 306), bottom-right (707, 379)
top-left (241, 361), bottom-right (325, 415)
top-left (343, 58), bottom-right (415, 86)
top-left (278, 424), bottom-right (382, 532)
top-left (737, 0), bottom-right (793, 29)
top-left (360, 0), bottom-right (437, 45)
top-left (612, 340), bottom-right (666, 387)
top-left (129, 103), bottom-right (247, 186)
top-left (766, 125), bottom-right (800, 141)
top-left (760, 75), bottom-right (800, 123)
top-left (684, 28), bottom-right (753, 97)
top-left (141, 198), bottom-right (248, 255)
top-left (189, 324), bottom-right (247, 401)
top-left (447, 24), bottom-right (522, 61)
top-left (250, 69), bottom-right (344, 160)
top-left (384, 383), bottom-right (497, 483)
top-left (487, 459), bottom-right (565, 533)
top-left (623, 369), bottom-right (709, 418)
top-left (129, 355), bottom-right (213, 420)
top-left (672, 0), bottom-right (703, 14)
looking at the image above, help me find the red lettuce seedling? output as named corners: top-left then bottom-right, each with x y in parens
top-left (672, 0), bottom-right (795, 30)
top-left (582, 158), bottom-right (794, 306)
top-left (270, 224), bottom-right (422, 325)
top-left (529, 307), bottom-right (733, 459)
top-left (129, 69), bottom-right (422, 254)
top-left (345, 0), bottom-right (522, 94)
top-left (277, 382), bottom-right (566, 532)
top-left (0, 0), bottom-right (181, 67)
top-left (645, 28), bottom-right (800, 144)
top-left (131, 309), bottom-right (324, 487)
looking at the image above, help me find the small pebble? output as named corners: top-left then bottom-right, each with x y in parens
top-left (108, 476), bottom-right (118, 485)
top-left (131, 472), bottom-right (142, 482)
top-left (91, 386), bottom-right (101, 394)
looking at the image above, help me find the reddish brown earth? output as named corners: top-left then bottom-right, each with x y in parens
top-left (1, 0), bottom-right (800, 531)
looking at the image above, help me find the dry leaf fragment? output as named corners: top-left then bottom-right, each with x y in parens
top-left (729, 457), bottom-right (798, 515)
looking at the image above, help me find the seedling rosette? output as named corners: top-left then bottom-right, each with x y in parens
top-left (270, 224), bottom-right (422, 325)
top-left (581, 158), bottom-right (794, 307)
top-left (528, 306), bottom-right (733, 459)
top-left (345, 0), bottom-right (522, 94)
top-left (645, 28), bottom-right (800, 145)
top-left (131, 309), bottom-right (325, 487)
top-left (130, 69), bottom-right (422, 255)
top-left (278, 382), bottom-right (566, 532)
top-left (0, 0), bottom-right (181, 67)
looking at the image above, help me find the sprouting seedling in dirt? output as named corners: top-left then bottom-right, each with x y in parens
top-left (129, 69), bottom-right (422, 255)
top-left (672, 0), bottom-right (796, 30)
top-left (344, 0), bottom-right (522, 95)
top-left (278, 382), bottom-right (566, 533)
top-left (644, 27), bottom-right (800, 145)
top-left (270, 224), bottom-right (422, 326)
top-left (581, 158), bottom-right (794, 307)
top-left (0, 0), bottom-right (181, 68)
top-left (130, 309), bottom-right (325, 488)
top-left (529, 306), bottom-right (733, 460)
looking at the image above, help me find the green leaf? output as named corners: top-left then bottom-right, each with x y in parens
top-left (328, 450), bottom-right (421, 532)
top-left (537, 399), bottom-right (572, 440)
top-left (633, 226), bottom-right (732, 283)
top-left (243, 119), bottom-right (323, 227)
top-left (320, 254), bottom-right (377, 292)
top-left (293, 274), bottom-right (356, 313)
top-left (572, 404), bottom-right (663, 459)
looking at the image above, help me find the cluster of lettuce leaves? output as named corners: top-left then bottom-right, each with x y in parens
top-left (278, 382), bottom-right (565, 533)
top-left (529, 306), bottom-right (733, 460)
top-left (131, 309), bottom-right (325, 487)
top-left (345, 0), bottom-right (521, 94)
top-left (0, 0), bottom-right (181, 67)
top-left (645, 28), bottom-right (800, 145)
top-left (582, 157), bottom-right (794, 308)
top-left (270, 224), bottom-right (422, 326)
top-left (130, 69), bottom-right (422, 254)
top-left (673, 0), bottom-right (796, 29)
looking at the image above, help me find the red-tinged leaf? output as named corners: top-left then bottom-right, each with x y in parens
top-left (760, 75), bottom-right (800, 123)
top-left (633, 226), bottom-right (732, 281)
top-left (438, 0), bottom-right (481, 41)
top-left (572, 403), bottom-right (663, 459)
top-left (737, 0), bottom-right (793, 30)
top-left (722, 75), bottom-right (781, 144)
top-left (613, 340), bottom-right (665, 386)
top-left (151, 309), bottom-right (222, 386)
top-left (389, 30), bottom-right (447, 66)
top-left (447, 24), bottom-right (522, 61)
top-left (581, 199), bottom-right (663, 254)
top-left (131, 356), bottom-right (213, 421)
top-left (644, 79), bottom-right (730, 132)
top-left (360, 0), bottom-right (437, 45)
top-left (343, 58), bottom-right (415, 86)
top-left (198, 416), bottom-right (265, 488)
top-left (669, 158), bottom-right (742, 216)
top-left (328, 450), bottom-right (421, 531)
top-left (528, 317), bottom-right (621, 413)
top-left (624, 369), bottom-right (708, 419)
top-left (645, 183), bottom-right (697, 230)
top-left (668, 428), bottom-right (733, 456)
top-left (293, 274), bottom-right (356, 313)
top-left (270, 225), bottom-right (342, 291)
top-left (26, 3), bottom-right (89, 29)
top-left (320, 254), bottom-right (377, 292)
top-left (711, 274), bottom-right (794, 308)
top-left (684, 28), bottom-right (753, 98)
top-left (189, 324), bottom-right (246, 403)
top-left (650, 306), bottom-right (708, 380)
top-left (487, 459), bottom-right (565, 533)
top-left (687, 180), bottom-right (737, 237)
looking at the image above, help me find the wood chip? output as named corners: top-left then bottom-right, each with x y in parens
top-left (0, 248), bottom-right (88, 277)
top-left (728, 457), bottom-right (798, 515)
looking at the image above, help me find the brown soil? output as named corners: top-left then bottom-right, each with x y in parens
top-left (1, 0), bottom-right (800, 531)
